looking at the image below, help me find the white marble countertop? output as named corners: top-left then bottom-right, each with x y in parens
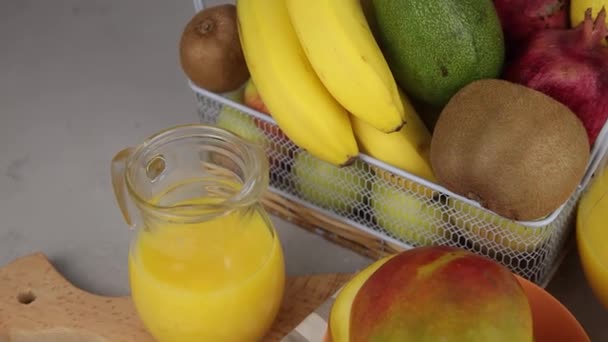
top-left (0, 0), bottom-right (605, 340)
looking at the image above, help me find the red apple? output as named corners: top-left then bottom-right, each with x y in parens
top-left (242, 78), bottom-right (293, 164)
top-left (244, 78), bottom-right (270, 114)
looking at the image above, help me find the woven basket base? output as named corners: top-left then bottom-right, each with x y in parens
top-left (262, 190), bottom-right (406, 260)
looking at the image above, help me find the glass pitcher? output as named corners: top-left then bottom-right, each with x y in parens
top-left (111, 124), bottom-right (285, 342)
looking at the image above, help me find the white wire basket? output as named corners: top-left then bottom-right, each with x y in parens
top-left (188, 0), bottom-right (608, 287)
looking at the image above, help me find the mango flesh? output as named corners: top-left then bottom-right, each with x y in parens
top-left (329, 255), bottom-right (396, 342)
top-left (350, 246), bottom-right (533, 342)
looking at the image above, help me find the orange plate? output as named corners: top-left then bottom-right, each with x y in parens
top-left (324, 275), bottom-right (589, 342)
top-left (516, 275), bottom-right (590, 342)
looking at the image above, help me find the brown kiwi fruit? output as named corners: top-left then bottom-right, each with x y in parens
top-left (179, 4), bottom-right (249, 93)
top-left (430, 79), bottom-right (590, 221)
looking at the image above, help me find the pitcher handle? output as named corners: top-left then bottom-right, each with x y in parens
top-left (111, 147), bottom-right (136, 229)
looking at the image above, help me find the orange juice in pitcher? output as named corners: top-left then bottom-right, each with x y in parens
top-left (111, 125), bottom-right (285, 341)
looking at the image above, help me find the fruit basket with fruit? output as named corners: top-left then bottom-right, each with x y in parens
top-left (184, 0), bottom-right (608, 287)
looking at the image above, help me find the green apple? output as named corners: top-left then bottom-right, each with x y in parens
top-left (293, 152), bottom-right (369, 213)
top-left (371, 179), bottom-right (448, 247)
top-left (215, 105), bottom-right (269, 148)
top-left (447, 198), bottom-right (551, 253)
top-left (214, 83), bottom-right (268, 146)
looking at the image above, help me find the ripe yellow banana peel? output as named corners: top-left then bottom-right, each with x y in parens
top-left (286, 0), bottom-right (405, 134)
top-left (237, 0), bottom-right (359, 166)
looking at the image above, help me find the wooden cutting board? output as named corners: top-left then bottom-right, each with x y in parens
top-left (0, 253), bottom-right (352, 341)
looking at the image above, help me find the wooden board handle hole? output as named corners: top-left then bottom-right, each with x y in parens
top-left (17, 291), bottom-right (36, 305)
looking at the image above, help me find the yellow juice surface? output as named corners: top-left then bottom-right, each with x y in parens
top-left (577, 167), bottom-right (608, 309)
top-left (128, 198), bottom-right (285, 342)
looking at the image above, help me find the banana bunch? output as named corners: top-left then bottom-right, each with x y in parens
top-left (351, 93), bottom-right (436, 183)
top-left (237, 0), bottom-right (358, 166)
top-left (286, 0), bottom-right (404, 133)
top-left (237, 0), bottom-right (432, 176)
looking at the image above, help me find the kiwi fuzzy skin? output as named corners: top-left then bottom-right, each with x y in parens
top-left (179, 4), bottom-right (249, 93)
top-left (430, 79), bottom-right (590, 221)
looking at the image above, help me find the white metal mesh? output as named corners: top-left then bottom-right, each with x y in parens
top-left (193, 87), bottom-right (580, 287)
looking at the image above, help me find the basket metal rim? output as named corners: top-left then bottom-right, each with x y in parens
top-left (188, 80), bottom-right (606, 229)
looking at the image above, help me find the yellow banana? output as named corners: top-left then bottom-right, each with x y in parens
top-left (351, 91), bottom-right (436, 183)
top-left (237, 0), bottom-right (359, 166)
top-left (286, 0), bottom-right (404, 133)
